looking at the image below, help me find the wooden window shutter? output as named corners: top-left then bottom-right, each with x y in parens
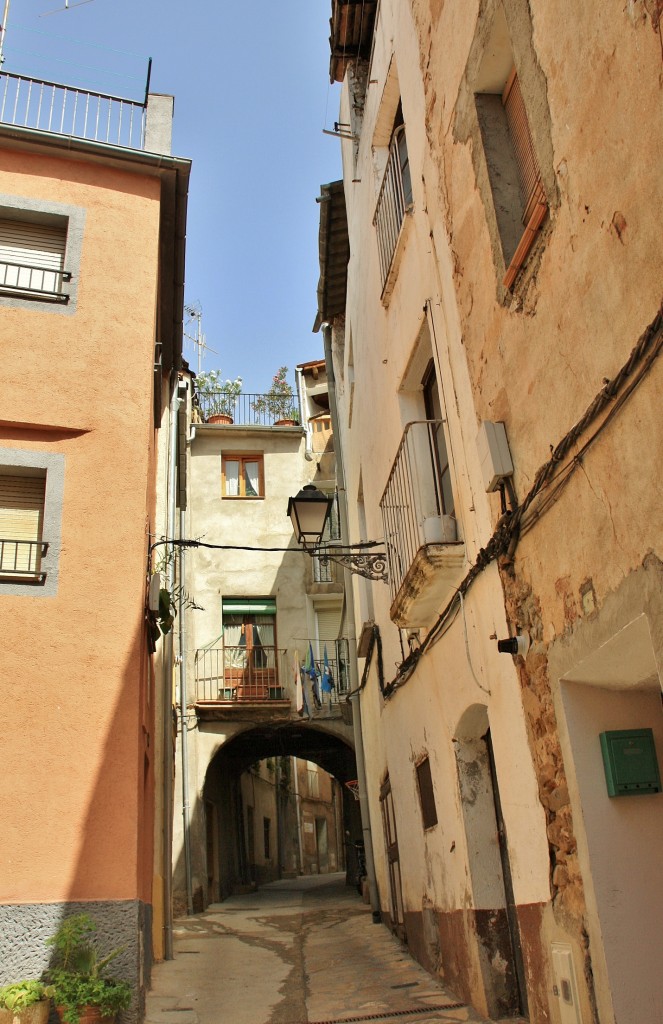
top-left (416, 757), bottom-right (438, 830)
top-left (502, 68), bottom-right (548, 289)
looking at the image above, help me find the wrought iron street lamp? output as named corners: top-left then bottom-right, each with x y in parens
top-left (287, 484), bottom-right (333, 547)
top-left (287, 484), bottom-right (389, 583)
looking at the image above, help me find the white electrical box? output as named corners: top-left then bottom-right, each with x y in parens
top-left (476, 421), bottom-right (514, 492)
top-left (551, 942), bottom-right (583, 1024)
top-left (148, 572), bottom-right (161, 612)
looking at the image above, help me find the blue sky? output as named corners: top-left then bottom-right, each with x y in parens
top-left (3, 0), bottom-right (342, 393)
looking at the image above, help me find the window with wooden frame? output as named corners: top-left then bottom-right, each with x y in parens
top-left (222, 453), bottom-right (264, 498)
top-left (500, 67), bottom-right (548, 289)
top-left (415, 756), bottom-right (438, 831)
top-left (472, 6), bottom-right (550, 292)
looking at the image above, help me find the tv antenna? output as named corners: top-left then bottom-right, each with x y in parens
top-left (0, 0), bottom-right (97, 65)
top-left (41, 0), bottom-right (96, 17)
top-left (184, 303), bottom-right (217, 375)
top-left (0, 0), bottom-right (11, 65)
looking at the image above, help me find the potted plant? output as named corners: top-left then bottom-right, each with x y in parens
top-left (0, 982), bottom-right (54, 1024)
top-left (46, 914), bottom-right (131, 1024)
top-left (251, 366), bottom-right (299, 425)
top-left (195, 370), bottom-right (243, 424)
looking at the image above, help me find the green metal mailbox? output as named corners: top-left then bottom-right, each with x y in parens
top-left (599, 728), bottom-right (661, 797)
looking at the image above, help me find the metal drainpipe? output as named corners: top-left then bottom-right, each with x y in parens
top-left (322, 323), bottom-right (381, 923)
top-left (179, 507), bottom-right (194, 915)
top-left (162, 379), bottom-right (179, 959)
top-left (293, 758), bottom-right (305, 874)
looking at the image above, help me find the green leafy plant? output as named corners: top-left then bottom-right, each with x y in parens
top-left (251, 366), bottom-right (298, 422)
top-left (0, 982), bottom-right (54, 1012)
top-left (195, 369), bottom-right (242, 419)
top-left (46, 914), bottom-right (131, 1024)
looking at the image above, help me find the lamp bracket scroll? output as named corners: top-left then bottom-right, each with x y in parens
top-left (313, 546), bottom-right (389, 584)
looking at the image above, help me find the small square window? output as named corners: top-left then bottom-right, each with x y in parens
top-left (222, 454), bottom-right (264, 498)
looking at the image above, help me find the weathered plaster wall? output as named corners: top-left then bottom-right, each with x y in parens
top-left (333, 0), bottom-right (557, 1017)
top-left (395, 0), bottom-right (663, 1020)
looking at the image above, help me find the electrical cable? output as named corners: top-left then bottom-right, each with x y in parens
top-left (381, 302), bottom-right (663, 697)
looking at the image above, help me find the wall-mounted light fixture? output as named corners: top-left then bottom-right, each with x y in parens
top-left (287, 484), bottom-right (389, 583)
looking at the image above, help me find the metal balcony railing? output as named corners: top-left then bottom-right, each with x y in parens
top-left (300, 638), bottom-right (350, 706)
top-left (0, 71), bottom-right (146, 149)
top-left (380, 420), bottom-right (458, 604)
top-left (195, 646), bottom-right (289, 703)
top-left (373, 125), bottom-right (412, 288)
top-left (0, 538), bottom-right (48, 582)
top-left (0, 260), bottom-right (71, 302)
top-left (194, 392), bottom-right (301, 427)
top-left (194, 639), bottom-right (351, 707)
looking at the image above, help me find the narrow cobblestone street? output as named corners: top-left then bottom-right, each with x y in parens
top-left (146, 875), bottom-right (526, 1024)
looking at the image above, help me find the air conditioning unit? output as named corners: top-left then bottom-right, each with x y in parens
top-left (477, 420), bottom-right (514, 492)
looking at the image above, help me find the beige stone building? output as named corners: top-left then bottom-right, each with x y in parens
top-left (317, 1), bottom-right (663, 1022)
top-left (171, 366), bottom-right (361, 911)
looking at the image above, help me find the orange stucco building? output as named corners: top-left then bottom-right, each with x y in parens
top-left (0, 79), bottom-right (189, 1011)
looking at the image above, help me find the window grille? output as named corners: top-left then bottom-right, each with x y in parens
top-left (0, 219), bottom-right (70, 302)
top-left (373, 124), bottom-right (413, 288)
top-left (0, 474), bottom-right (46, 577)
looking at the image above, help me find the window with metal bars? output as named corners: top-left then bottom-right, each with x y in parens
top-left (0, 472), bottom-right (47, 581)
top-left (313, 491), bottom-right (341, 583)
top-left (0, 217), bottom-right (70, 303)
top-left (373, 103), bottom-right (413, 290)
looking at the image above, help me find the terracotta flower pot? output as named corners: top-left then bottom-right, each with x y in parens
top-left (0, 1002), bottom-right (50, 1024)
top-left (208, 413), bottom-right (233, 424)
top-left (274, 418), bottom-right (296, 426)
top-left (56, 1006), bottom-right (116, 1024)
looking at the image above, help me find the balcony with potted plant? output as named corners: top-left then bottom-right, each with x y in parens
top-left (193, 370), bottom-right (243, 424)
top-left (251, 367), bottom-right (300, 426)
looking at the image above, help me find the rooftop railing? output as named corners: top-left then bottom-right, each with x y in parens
top-left (194, 392), bottom-right (301, 428)
top-left (0, 70), bottom-right (147, 149)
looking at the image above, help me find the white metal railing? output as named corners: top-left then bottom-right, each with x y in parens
top-left (0, 260), bottom-right (71, 302)
top-left (0, 71), bottom-right (146, 149)
top-left (380, 420), bottom-right (458, 604)
top-left (373, 125), bottom-right (412, 288)
top-left (0, 537), bottom-right (48, 582)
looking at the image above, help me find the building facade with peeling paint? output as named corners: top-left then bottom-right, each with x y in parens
top-left (317, 1), bottom-right (663, 1022)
